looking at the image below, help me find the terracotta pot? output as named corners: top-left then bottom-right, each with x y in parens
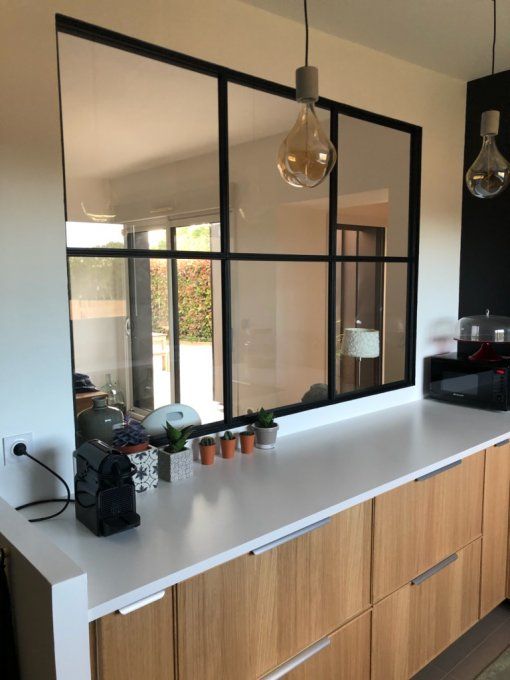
top-left (117, 442), bottom-right (149, 455)
top-left (199, 444), bottom-right (216, 465)
top-left (220, 438), bottom-right (236, 459)
top-left (240, 433), bottom-right (255, 454)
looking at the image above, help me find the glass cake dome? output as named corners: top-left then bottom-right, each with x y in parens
top-left (456, 310), bottom-right (510, 343)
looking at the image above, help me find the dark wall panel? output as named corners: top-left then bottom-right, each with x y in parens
top-left (460, 70), bottom-right (510, 317)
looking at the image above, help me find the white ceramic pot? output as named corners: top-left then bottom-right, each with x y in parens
top-left (253, 424), bottom-right (279, 449)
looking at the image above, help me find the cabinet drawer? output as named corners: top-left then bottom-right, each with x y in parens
top-left (372, 538), bottom-right (481, 680)
top-left (481, 443), bottom-right (510, 616)
top-left (177, 502), bottom-right (372, 680)
top-left (373, 451), bottom-right (484, 601)
top-left (90, 589), bottom-right (174, 680)
top-left (272, 610), bottom-right (371, 680)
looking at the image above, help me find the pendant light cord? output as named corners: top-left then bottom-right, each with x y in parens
top-left (492, 0), bottom-right (497, 75)
top-left (304, 0), bottom-right (309, 66)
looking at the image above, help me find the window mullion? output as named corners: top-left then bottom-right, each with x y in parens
top-left (327, 112), bottom-right (339, 401)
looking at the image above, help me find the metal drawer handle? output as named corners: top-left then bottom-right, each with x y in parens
top-left (118, 590), bottom-right (165, 615)
top-left (495, 439), bottom-right (510, 447)
top-left (251, 518), bottom-right (331, 556)
top-left (411, 553), bottom-right (458, 586)
top-left (415, 459), bottom-right (461, 482)
top-left (261, 637), bottom-right (331, 680)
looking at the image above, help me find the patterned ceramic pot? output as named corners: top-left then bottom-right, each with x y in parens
top-left (158, 447), bottom-right (194, 482)
top-left (126, 445), bottom-right (159, 493)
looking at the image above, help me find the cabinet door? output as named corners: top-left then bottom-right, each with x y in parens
top-left (280, 610), bottom-right (371, 680)
top-left (372, 538), bottom-right (481, 680)
top-left (91, 589), bottom-right (174, 680)
top-left (373, 451), bottom-right (484, 601)
top-left (481, 443), bottom-right (510, 616)
top-left (177, 503), bottom-right (372, 680)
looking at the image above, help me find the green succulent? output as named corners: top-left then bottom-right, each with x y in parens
top-left (256, 407), bottom-right (275, 428)
top-left (164, 421), bottom-right (195, 454)
top-left (221, 431), bottom-right (235, 440)
top-left (241, 430), bottom-right (254, 436)
top-left (200, 436), bottom-right (216, 447)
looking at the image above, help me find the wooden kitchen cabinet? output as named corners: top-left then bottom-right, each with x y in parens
top-left (372, 538), bottom-right (481, 680)
top-left (481, 442), bottom-right (510, 616)
top-left (90, 589), bottom-right (175, 680)
top-left (176, 503), bottom-right (372, 680)
top-left (373, 451), bottom-right (484, 601)
top-left (280, 610), bottom-right (371, 680)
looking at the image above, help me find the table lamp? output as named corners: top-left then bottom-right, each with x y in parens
top-left (340, 328), bottom-right (380, 389)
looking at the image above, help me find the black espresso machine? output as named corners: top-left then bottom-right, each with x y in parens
top-left (74, 440), bottom-right (141, 536)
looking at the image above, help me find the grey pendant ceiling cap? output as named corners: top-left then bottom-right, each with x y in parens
top-left (296, 65), bottom-right (319, 103)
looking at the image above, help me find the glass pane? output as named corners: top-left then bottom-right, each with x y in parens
top-left (228, 84), bottom-right (330, 255)
top-left (69, 257), bottom-right (223, 425)
top-left (231, 261), bottom-right (328, 415)
top-left (337, 115), bottom-right (411, 257)
top-left (59, 33), bottom-right (220, 251)
top-left (336, 262), bottom-right (408, 394)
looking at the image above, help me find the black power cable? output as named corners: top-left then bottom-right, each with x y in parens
top-left (304, 0), bottom-right (309, 67)
top-left (492, 0), bottom-right (497, 75)
top-left (13, 443), bottom-right (73, 522)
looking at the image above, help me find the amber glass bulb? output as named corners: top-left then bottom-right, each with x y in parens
top-left (465, 110), bottom-right (510, 199)
top-left (277, 103), bottom-right (337, 188)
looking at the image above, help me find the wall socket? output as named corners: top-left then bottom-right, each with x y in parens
top-left (2, 433), bottom-right (33, 466)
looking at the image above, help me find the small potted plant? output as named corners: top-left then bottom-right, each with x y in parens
top-left (253, 408), bottom-right (279, 449)
top-left (158, 421), bottom-right (195, 482)
top-left (113, 419), bottom-right (158, 492)
top-left (240, 430), bottom-right (255, 454)
top-left (199, 437), bottom-right (216, 465)
top-left (220, 431), bottom-right (236, 459)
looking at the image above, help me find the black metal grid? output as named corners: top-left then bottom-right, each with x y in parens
top-left (58, 15), bottom-right (421, 436)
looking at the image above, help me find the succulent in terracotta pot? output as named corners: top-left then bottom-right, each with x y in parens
top-left (113, 419), bottom-right (150, 454)
top-left (240, 430), bottom-right (255, 454)
top-left (253, 408), bottom-right (279, 450)
top-left (220, 431), bottom-right (236, 459)
top-left (199, 436), bottom-right (216, 465)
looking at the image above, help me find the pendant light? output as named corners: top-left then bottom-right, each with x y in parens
top-left (277, 0), bottom-right (337, 188)
top-left (465, 0), bottom-right (510, 199)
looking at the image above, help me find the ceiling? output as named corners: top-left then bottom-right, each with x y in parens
top-left (240, 0), bottom-right (510, 81)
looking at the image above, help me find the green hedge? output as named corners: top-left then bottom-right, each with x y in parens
top-left (177, 259), bottom-right (212, 342)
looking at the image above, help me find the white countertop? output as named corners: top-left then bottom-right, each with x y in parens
top-left (33, 399), bottom-right (510, 621)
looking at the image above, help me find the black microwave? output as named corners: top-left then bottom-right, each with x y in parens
top-left (428, 352), bottom-right (510, 410)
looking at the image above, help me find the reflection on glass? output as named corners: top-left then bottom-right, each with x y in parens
top-left (231, 261), bottom-right (328, 415)
top-left (228, 83), bottom-right (329, 254)
top-left (69, 257), bottom-right (223, 424)
top-left (337, 114), bottom-right (410, 257)
top-left (59, 32), bottom-right (220, 251)
top-left (336, 262), bottom-right (408, 393)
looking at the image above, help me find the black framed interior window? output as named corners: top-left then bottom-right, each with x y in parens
top-left (58, 15), bottom-right (421, 435)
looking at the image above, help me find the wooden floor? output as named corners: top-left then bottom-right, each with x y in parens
top-left (412, 601), bottom-right (510, 679)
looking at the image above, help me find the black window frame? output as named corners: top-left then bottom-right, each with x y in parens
top-left (57, 14), bottom-right (421, 437)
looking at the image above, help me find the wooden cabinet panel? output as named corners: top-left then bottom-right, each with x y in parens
top-left (282, 610), bottom-right (371, 680)
top-left (373, 451), bottom-right (484, 601)
top-left (372, 538), bottom-right (481, 680)
top-left (481, 443), bottom-right (510, 616)
top-left (177, 503), bottom-right (372, 680)
top-left (91, 590), bottom-right (174, 680)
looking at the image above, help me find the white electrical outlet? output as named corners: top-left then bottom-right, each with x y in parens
top-left (2, 433), bottom-right (33, 466)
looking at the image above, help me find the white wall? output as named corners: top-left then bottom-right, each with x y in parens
top-left (0, 0), bottom-right (465, 505)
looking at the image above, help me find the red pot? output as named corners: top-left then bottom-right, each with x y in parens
top-left (199, 444), bottom-right (216, 465)
top-left (220, 438), bottom-right (236, 459)
top-left (117, 442), bottom-right (149, 454)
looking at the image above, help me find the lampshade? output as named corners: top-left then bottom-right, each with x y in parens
top-left (340, 328), bottom-right (380, 359)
